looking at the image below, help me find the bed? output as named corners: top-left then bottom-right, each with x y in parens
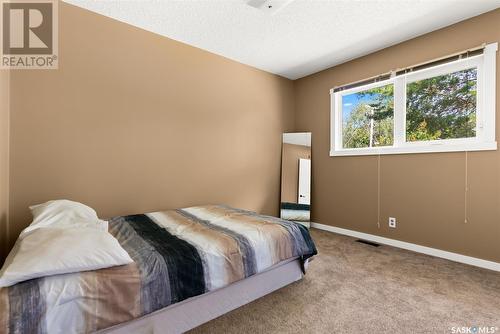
top-left (0, 205), bottom-right (317, 334)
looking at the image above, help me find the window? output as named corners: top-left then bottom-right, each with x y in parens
top-left (330, 43), bottom-right (497, 156)
top-left (342, 83), bottom-right (394, 149)
top-left (406, 68), bottom-right (477, 142)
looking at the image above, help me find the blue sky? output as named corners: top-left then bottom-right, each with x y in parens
top-left (342, 92), bottom-right (377, 122)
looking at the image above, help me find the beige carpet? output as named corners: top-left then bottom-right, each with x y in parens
top-left (189, 229), bottom-right (500, 334)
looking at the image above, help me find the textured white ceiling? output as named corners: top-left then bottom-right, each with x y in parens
top-left (64, 0), bottom-right (500, 79)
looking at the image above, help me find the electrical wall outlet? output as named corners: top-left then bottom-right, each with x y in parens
top-left (388, 217), bottom-right (397, 228)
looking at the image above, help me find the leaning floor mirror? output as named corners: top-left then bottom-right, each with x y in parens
top-left (280, 132), bottom-right (311, 228)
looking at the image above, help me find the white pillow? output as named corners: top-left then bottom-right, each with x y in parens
top-left (20, 200), bottom-right (108, 239)
top-left (0, 227), bottom-right (133, 287)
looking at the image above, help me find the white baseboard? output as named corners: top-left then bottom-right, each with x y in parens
top-left (311, 222), bottom-right (500, 272)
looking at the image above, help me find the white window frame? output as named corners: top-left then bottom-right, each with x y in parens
top-left (330, 42), bottom-right (498, 157)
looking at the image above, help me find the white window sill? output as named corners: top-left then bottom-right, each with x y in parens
top-left (330, 141), bottom-right (497, 157)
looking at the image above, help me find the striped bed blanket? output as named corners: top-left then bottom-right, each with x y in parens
top-left (0, 205), bottom-right (317, 334)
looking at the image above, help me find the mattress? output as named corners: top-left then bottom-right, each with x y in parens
top-left (99, 258), bottom-right (305, 334)
top-left (0, 205), bottom-right (317, 334)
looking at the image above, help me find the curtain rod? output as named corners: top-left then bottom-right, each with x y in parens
top-left (331, 43), bottom-right (486, 94)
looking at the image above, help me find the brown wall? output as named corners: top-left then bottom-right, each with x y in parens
top-left (281, 143), bottom-right (311, 203)
top-left (294, 9), bottom-right (500, 262)
top-left (5, 2), bottom-right (294, 253)
top-left (4, 3), bottom-right (500, 264)
top-left (0, 69), bottom-right (9, 260)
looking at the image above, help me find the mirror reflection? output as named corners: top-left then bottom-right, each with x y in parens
top-left (280, 132), bottom-right (311, 227)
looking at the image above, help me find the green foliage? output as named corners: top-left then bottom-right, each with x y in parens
top-left (406, 68), bottom-right (477, 141)
top-left (343, 84), bottom-right (394, 149)
top-left (405, 120), bottom-right (441, 142)
top-left (343, 104), bottom-right (370, 148)
top-left (342, 68), bottom-right (477, 148)
top-left (359, 84), bottom-right (394, 121)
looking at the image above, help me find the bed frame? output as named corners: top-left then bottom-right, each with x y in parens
top-left (97, 258), bottom-right (305, 334)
